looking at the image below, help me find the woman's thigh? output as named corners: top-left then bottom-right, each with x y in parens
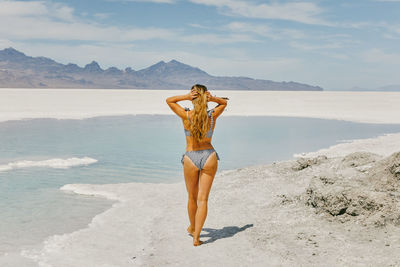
top-left (183, 155), bottom-right (200, 195)
top-left (198, 152), bottom-right (218, 200)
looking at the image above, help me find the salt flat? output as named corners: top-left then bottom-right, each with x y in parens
top-left (1, 88), bottom-right (400, 266)
top-left (1, 88), bottom-right (400, 124)
top-left (19, 132), bottom-right (400, 267)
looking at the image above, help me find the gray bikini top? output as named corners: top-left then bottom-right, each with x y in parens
top-left (184, 107), bottom-right (215, 138)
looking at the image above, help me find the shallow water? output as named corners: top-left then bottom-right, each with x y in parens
top-left (1, 114), bottom-right (400, 257)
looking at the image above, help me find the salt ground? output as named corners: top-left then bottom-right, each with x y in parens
top-left (1, 89), bottom-right (399, 266)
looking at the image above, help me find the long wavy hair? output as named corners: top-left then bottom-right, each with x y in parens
top-left (190, 84), bottom-right (210, 142)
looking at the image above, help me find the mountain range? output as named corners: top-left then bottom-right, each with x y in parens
top-left (0, 47), bottom-right (323, 91)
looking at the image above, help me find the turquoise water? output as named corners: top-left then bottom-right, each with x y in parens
top-left (1, 115), bottom-right (400, 256)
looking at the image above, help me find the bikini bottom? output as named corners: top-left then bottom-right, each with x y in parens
top-left (181, 148), bottom-right (220, 171)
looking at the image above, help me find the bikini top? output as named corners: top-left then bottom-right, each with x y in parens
top-left (184, 107), bottom-right (215, 138)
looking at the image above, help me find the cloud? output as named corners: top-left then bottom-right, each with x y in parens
top-left (224, 21), bottom-right (306, 40)
top-left (179, 32), bottom-right (259, 44)
top-left (344, 21), bottom-right (400, 40)
top-left (383, 33), bottom-right (400, 39)
top-left (0, 0), bottom-right (271, 45)
top-left (93, 13), bottom-right (112, 19)
top-left (188, 23), bottom-right (211, 29)
top-left (0, 0), bottom-right (48, 17)
top-left (105, 0), bottom-right (175, 3)
top-left (335, 20), bottom-right (400, 42)
top-left (0, 16), bottom-right (177, 41)
top-left (0, 0), bottom-right (178, 42)
top-left (319, 52), bottom-right (348, 60)
top-left (289, 41), bottom-right (343, 51)
top-left (188, 0), bottom-right (330, 25)
top-left (0, 0), bottom-right (74, 21)
top-left (189, 21), bottom-right (307, 41)
top-left (362, 48), bottom-right (400, 64)
top-left (383, 23), bottom-right (400, 36)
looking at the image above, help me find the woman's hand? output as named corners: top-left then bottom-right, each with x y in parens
top-left (206, 91), bottom-right (212, 102)
top-left (187, 89), bottom-right (199, 100)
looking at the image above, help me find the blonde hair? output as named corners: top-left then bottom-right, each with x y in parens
top-left (190, 84), bottom-right (210, 142)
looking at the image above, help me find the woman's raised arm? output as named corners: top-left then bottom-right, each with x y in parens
top-left (166, 91), bottom-right (198, 119)
top-left (207, 92), bottom-right (227, 119)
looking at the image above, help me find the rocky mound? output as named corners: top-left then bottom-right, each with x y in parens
top-left (291, 155), bottom-right (328, 171)
top-left (303, 151), bottom-right (400, 227)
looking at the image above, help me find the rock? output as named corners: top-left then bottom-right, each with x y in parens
top-left (340, 151), bottom-right (381, 168)
top-left (305, 151), bottom-right (400, 227)
top-left (387, 152), bottom-right (400, 178)
top-left (367, 151), bottom-right (400, 190)
top-left (306, 184), bottom-right (350, 216)
top-left (292, 155), bottom-right (328, 171)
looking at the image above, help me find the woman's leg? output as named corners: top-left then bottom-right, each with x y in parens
top-left (193, 151), bottom-right (218, 246)
top-left (183, 155), bottom-right (200, 235)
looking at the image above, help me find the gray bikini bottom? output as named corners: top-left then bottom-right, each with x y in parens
top-left (181, 148), bottom-right (220, 170)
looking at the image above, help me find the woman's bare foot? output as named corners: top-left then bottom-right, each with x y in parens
top-left (187, 226), bottom-right (195, 236)
top-left (193, 238), bottom-right (203, 246)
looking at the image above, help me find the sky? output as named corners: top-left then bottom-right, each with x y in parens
top-left (0, 0), bottom-right (399, 90)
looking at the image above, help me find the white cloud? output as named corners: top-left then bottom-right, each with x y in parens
top-left (179, 33), bottom-right (259, 44)
top-left (319, 52), bottom-right (348, 60)
top-left (188, 23), bottom-right (211, 29)
top-left (336, 20), bottom-right (400, 40)
top-left (0, 16), bottom-right (177, 41)
top-left (225, 22), bottom-right (271, 37)
top-left (289, 41), bottom-right (343, 51)
top-left (0, 0), bottom-right (75, 21)
top-left (189, 0), bottom-right (330, 25)
top-left (362, 48), bottom-right (400, 64)
top-left (0, 1), bottom-right (48, 17)
top-left (385, 23), bottom-right (400, 35)
top-left (382, 33), bottom-right (400, 39)
top-left (105, 0), bottom-right (175, 3)
top-left (376, 22), bottom-right (400, 40)
top-left (0, 1), bottom-right (178, 42)
top-left (189, 21), bottom-right (307, 40)
top-left (50, 3), bottom-right (75, 21)
top-left (224, 22), bottom-right (306, 40)
top-left (93, 13), bottom-right (112, 19)
top-left (1, 1), bottom-right (273, 45)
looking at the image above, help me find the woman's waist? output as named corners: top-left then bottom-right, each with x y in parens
top-left (185, 144), bottom-right (214, 152)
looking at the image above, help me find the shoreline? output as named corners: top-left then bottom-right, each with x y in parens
top-left (16, 130), bottom-right (400, 266)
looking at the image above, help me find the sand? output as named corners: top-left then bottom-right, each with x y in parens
top-left (1, 89), bottom-right (399, 266)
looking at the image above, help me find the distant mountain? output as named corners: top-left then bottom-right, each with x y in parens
top-left (0, 47), bottom-right (323, 90)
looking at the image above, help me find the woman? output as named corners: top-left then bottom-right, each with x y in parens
top-left (166, 84), bottom-right (227, 246)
